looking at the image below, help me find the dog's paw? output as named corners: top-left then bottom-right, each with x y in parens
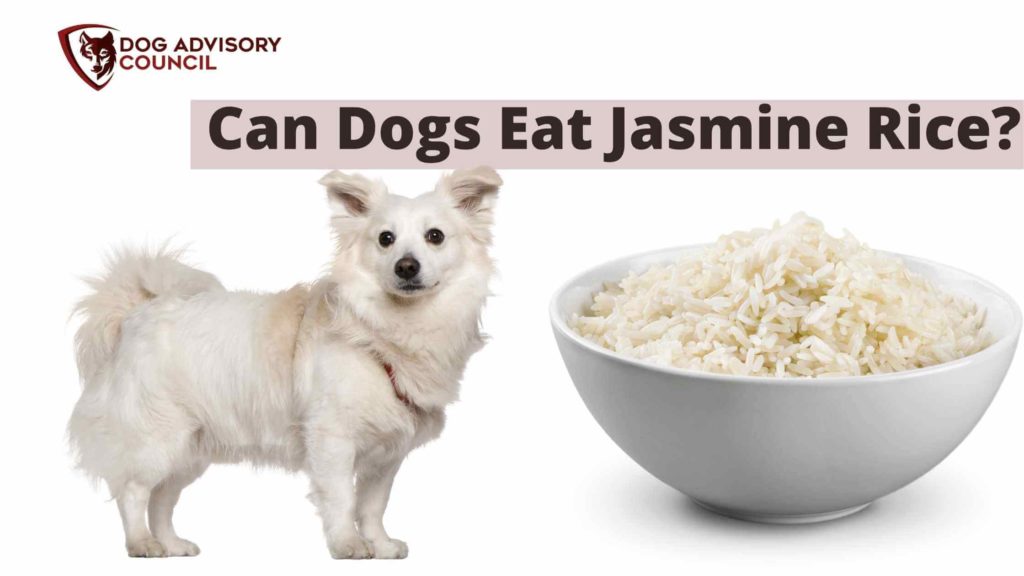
top-left (372, 538), bottom-right (408, 559)
top-left (329, 536), bottom-right (374, 560)
top-left (160, 537), bottom-right (201, 557)
top-left (126, 537), bottom-right (167, 558)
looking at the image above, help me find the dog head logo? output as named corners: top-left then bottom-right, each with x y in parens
top-left (58, 24), bottom-right (119, 91)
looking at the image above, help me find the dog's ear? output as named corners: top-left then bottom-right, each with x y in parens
top-left (437, 166), bottom-right (501, 241)
top-left (320, 171), bottom-right (386, 247)
top-left (80, 32), bottom-right (91, 44)
top-left (319, 170), bottom-right (385, 218)
top-left (101, 31), bottom-right (114, 44)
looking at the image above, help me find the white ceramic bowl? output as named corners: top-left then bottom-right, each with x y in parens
top-left (551, 246), bottom-right (1021, 524)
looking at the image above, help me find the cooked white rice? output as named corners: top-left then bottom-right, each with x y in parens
top-left (570, 214), bottom-right (990, 377)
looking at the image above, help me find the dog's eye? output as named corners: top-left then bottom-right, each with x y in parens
top-left (425, 229), bottom-right (445, 245)
top-left (378, 231), bottom-right (395, 248)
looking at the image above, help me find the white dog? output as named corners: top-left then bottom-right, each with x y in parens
top-left (68, 167), bottom-right (500, 559)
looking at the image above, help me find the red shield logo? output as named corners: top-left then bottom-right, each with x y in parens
top-left (58, 24), bottom-right (119, 91)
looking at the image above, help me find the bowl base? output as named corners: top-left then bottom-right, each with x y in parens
top-left (691, 499), bottom-right (872, 524)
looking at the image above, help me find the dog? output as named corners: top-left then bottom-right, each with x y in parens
top-left (68, 167), bottom-right (500, 559)
top-left (79, 31), bottom-right (117, 81)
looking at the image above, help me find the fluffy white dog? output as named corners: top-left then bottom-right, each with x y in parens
top-left (68, 167), bottom-right (500, 559)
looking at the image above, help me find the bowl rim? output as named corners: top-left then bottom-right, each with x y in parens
top-left (550, 244), bottom-right (1023, 387)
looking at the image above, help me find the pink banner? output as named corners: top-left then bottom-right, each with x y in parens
top-left (190, 100), bottom-right (1023, 169)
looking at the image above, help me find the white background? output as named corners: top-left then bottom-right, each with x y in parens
top-left (2, 0), bottom-right (1023, 574)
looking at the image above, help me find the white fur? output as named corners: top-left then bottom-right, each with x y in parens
top-left (68, 168), bottom-right (501, 559)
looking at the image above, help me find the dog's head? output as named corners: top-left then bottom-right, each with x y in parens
top-left (320, 167), bottom-right (500, 303)
top-left (79, 31), bottom-right (117, 80)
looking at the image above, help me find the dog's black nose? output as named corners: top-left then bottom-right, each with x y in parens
top-left (394, 256), bottom-right (420, 280)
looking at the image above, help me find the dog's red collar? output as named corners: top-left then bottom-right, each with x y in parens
top-left (380, 360), bottom-right (412, 408)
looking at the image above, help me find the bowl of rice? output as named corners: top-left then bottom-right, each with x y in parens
top-left (550, 214), bottom-right (1020, 523)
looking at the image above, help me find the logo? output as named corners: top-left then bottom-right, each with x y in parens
top-left (58, 24), bottom-right (282, 92)
top-left (58, 24), bottom-right (119, 91)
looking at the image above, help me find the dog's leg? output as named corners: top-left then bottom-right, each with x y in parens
top-left (117, 481), bottom-right (165, 558)
top-left (356, 460), bottom-right (407, 559)
top-left (148, 464), bottom-right (207, 557)
top-left (309, 439), bottom-right (373, 559)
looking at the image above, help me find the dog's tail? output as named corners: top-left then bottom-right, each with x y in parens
top-left (73, 245), bottom-right (224, 382)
